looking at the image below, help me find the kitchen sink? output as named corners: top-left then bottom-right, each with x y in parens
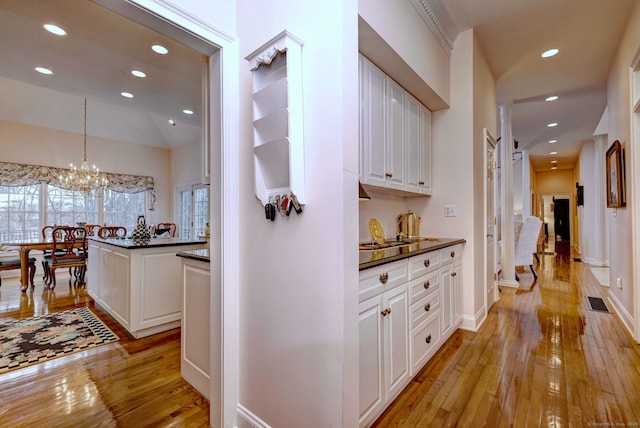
top-left (401, 237), bottom-right (442, 243)
top-left (359, 241), bottom-right (410, 251)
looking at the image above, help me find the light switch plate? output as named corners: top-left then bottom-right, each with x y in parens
top-left (444, 205), bottom-right (456, 217)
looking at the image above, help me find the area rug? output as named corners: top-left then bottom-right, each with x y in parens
top-left (0, 307), bottom-right (119, 374)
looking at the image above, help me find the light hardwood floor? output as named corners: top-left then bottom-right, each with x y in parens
top-left (372, 241), bottom-right (640, 427)
top-left (0, 272), bottom-right (209, 427)
top-left (1, 241), bottom-right (639, 427)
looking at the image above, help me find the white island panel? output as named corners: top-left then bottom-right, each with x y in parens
top-left (88, 237), bottom-right (206, 338)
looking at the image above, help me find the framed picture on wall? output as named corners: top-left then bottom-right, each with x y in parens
top-left (606, 140), bottom-right (626, 208)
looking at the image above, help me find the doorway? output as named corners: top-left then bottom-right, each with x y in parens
top-left (553, 198), bottom-right (570, 242)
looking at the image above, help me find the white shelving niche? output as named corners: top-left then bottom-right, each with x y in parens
top-left (246, 30), bottom-right (305, 206)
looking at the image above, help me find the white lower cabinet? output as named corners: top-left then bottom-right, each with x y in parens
top-left (359, 245), bottom-right (463, 427)
top-left (440, 244), bottom-right (462, 341)
top-left (359, 273), bottom-right (409, 427)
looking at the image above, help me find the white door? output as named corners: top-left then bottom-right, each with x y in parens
top-left (484, 129), bottom-right (499, 308)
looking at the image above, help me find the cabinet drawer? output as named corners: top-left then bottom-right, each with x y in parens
top-left (440, 244), bottom-right (462, 264)
top-left (410, 316), bottom-right (441, 374)
top-left (410, 292), bottom-right (440, 330)
top-left (359, 260), bottom-right (408, 302)
top-left (408, 250), bottom-right (439, 278)
top-left (409, 270), bottom-right (439, 305)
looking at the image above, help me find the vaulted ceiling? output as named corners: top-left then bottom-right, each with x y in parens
top-left (1, 0), bottom-right (636, 167)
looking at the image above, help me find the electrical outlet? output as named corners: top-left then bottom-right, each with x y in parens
top-left (444, 205), bottom-right (457, 217)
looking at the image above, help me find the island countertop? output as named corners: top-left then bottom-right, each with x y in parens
top-left (176, 249), bottom-right (210, 263)
top-left (359, 238), bottom-right (466, 270)
top-left (88, 236), bottom-right (206, 249)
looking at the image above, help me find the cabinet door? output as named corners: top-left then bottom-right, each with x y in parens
top-left (418, 105), bottom-right (432, 194)
top-left (360, 57), bottom-right (388, 187)
top-left (359, 296), bottom-right (385, 425)
top-left (383, 284), bottom-right (410, 400)
top-left (386, 80), bottom-right (405, 190)
top-left (405, 93), bottom-right (421, 193)
top-left (440, 263), bottom-right (453, 337)
top-left (452, 260), bottom-right (462, 326)
top-left (105, 249), bottom-right (130, 327)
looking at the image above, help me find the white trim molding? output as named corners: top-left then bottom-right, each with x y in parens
top-left (460, 306), bottom-right (487, 332)
top-left (410, 0), bottom-right (458, 54)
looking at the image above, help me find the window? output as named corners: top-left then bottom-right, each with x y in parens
top-left (0, 183), bottom-right (147, 240)
top-left (46, 185), bottom-right (99, 226)
top-left (177, 184), bottom-right (209, 239)
top-left (0, 184), bottom-right (40, 241)
top-left (103, 190), bottom-right (146, 232)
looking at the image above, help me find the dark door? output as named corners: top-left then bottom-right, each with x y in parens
top-left (554, 198), bottom-right (570, 241)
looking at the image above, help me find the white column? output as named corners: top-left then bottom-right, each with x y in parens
top-left (522, 149), bottom-right (531, 217)
top-left (499, 103), bottom-right (518, 286)
top-left (594, 136), bottom-right (607, 267)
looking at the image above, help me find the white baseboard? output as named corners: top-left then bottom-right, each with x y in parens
top-left (582, 257), bottom-right (608, 267)
top-left (605, 292), bottom-right (635, 338)
top-left (459, 306), bottom-right (486, 332)
top-left (237, 404), bottom-right (271, 428)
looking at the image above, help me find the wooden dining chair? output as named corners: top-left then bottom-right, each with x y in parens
top-left (154, 222), bottom-right (177, 237)
top-left (84, 224), bottom-right (101, 237)
top-left (98, 226), bottom-right (127, 238)
top-left (41, 225), bottom-right (67, 284)
top-left (0, 256), bottom-right (36, 288)
top-left (43, 227), bottom-right (87, 289)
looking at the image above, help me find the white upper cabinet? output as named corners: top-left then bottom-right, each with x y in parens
top-left (359, 54), bottom-right (432, 196)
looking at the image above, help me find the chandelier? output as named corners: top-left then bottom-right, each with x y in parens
top-left (59, 98), bottom-right (108, 194)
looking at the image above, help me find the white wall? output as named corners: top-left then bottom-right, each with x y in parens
top-left (236, 1), bottom-right (359, 427)
top-left (358, 0), bottom-right (450, 109)
top-left (605, 2), bottom-right (640, 326)
top-left (472, 33), bottom-right (497, 321)
top-left (0, 119), bottom-right (172, 222)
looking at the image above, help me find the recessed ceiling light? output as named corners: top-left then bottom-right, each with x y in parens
top-left (34, 66), bottom-right (53, 75)
top-left (548, 139), bottom-right (557, 143)
top-left (551, 160), bottom-right (558, 163)
top-left (131, 70), bottom-right (146, 78)
top-left (545, 95), bottom-right (559, 102)
top-left (551, 166), bottom-right (558, 170)
top-left (151, 44), bottom-right (168, 55)
top-left (550, 151), bottom-right (558, 155)
top-left (547, 122), bottom-right (558, 127)
top-left (541, 48), bottom-right (559, 58)
top-left (182, 109), bottom-right (194, 115)
top-left (43, 23), bottom-right (67, 36)
top-left (121, 92), bottom-right (134, 98)
top-left (168, 119), bottom-right (176, 126)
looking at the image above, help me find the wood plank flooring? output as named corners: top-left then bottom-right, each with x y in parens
top-left (2, 240), bottom-right (639, 427)
top-left (0, 273), bottom-right (209, 427)
top-left (372, 240), bottom-right (640, 427)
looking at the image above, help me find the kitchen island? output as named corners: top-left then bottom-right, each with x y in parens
top-left (87, 237), bottom-right (206, 338)
top-left (176, 248), bottom-right (220, 427)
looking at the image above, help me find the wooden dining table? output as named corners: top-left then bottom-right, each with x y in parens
top-left (0, 239), bottom-right (84, 292)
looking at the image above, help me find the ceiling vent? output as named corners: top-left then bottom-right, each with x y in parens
top-left (410, 0), bottom-right (458, 55)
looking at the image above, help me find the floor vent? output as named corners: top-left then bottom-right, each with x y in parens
top-left (587, 296), bottom-right (611, 313)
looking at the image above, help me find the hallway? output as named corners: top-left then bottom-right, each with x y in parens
top-left (373, 243), bottom-right (640, 427)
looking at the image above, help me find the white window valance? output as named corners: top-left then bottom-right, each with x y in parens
top-left (0, 161), bottom-right (155, 195)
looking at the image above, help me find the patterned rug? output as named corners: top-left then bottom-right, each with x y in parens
top-left (0, 307), bottom-right (119, 374)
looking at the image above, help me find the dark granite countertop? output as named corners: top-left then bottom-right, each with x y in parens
top-left (359, 238), bottom-right (466, 271)
top-left (89, 236), bottom-right (206, 249)
top-left (176, 249), bottom-right (210, 263)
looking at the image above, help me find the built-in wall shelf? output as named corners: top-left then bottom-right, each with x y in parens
top-left (246, 31), bottom-right (305, 206)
